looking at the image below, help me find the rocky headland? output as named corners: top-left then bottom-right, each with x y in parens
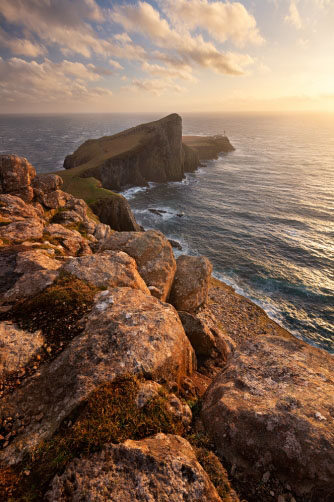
top-left (58, 113), bottom-right (234, 232)
top-left (0, 116), bottom-right (333, 502)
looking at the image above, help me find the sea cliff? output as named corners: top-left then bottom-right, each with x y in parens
top-left (0, 120), bottom-right (333, 502)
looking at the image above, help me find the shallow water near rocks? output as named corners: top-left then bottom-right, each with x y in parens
top-left (0, 112), bottom-right (333, 352)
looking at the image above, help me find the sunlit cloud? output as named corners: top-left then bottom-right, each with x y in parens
top-left (0, 57), bottom-right (113, 105)
top-left (123, 78), bottom-right (186, 96)
top-left (285, 0), bottom-right (303, 29)
top-left (160, 0), bottom-right (264, 47)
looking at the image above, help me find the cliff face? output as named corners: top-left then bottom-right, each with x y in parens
top-left (63, 114), bottom-right (199, 191)
top-left (183, 135), bottom-right (235, 160)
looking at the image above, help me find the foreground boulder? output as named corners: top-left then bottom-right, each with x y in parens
top-left (0, 288), bottom-right (195, 465)
top-left (170, 255), bottom-right (213, 312)
top-left (0, 248), bottom-right (62, 310)
top-left (46, 434), bottom-right (222, 502)
top-left (201, 332), bottom-right (334, 501)
top-left (99, 230), bottom-right (176, 301)
top-left (61, 251), bottom-right (150, 293)
top-left (0, 155), bottom-right (36, 202)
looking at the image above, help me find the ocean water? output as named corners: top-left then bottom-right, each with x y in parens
top-left (0, 112), bottom-right (333, 352)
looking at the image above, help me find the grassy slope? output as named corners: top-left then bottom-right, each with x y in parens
top-left (54, 130), bottom-right (146, 204)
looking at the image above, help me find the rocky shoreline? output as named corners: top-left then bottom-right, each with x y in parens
top-left (0, 118), bottom-right (333, 502)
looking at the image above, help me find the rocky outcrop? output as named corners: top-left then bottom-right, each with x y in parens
top-left (91, 193), bottom-right (141, 231)
top-left (99, 230), bottom-right (176, 301)
top-left (201, 331), bottom-right (334, 501)
top-left (183, 135), bottom-right (235, 160)
top-left (61, 251), bottom-right (150, 293)
top-left (46, 434), bottom-right (222, 502)
top-left (179, 311), bottom-right (217, 357)
top-left (0, 322), bottom-right (44, 378)
top-left (0, 248), bottom-right (62, 312)
top-left (0, 155), bottom-right (36, 202)
top-left (63, 114), bottom-right (187, 190)
top-left (183, 142), bottom-right (200, 172)
top-left (170, 255), bottom-right (213, 312)
top-left (0, 288), bottom-right (195, 465)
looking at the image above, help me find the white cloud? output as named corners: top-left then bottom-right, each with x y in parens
top-left (0, 0), bottom-right (108, 58)
top-left (161, 0), bottom-right (264, 47)
top-left (109, 59), bottom-right (124, 70)
top-left (0, 27), bottom-right (46, 57)
top-left (0, 57), bottom-right (113, 105)
top-left (112, 1), bottom-right (255, 75)
top-left (285, 1), bottom-right (303, 29)
top-left (124, 78), bottom-right (186, 96)
top-left (141, 61), bottom-right (195, 81)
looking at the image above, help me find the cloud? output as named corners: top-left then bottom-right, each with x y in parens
top-left (0, 27), bottom-right (46, 57)
top-left (0, 0), bottom-right (108, 58)
top-left (161, 0), bottom-right (264, 47)
top-left (123, 78), bottom-right (186, 96)
top-left (112, 1), bottom-right (255, 75)
top-left (285, 1), bottom-right (302, 29)
top-left (109, 59), bottom-right (124, 70)
top-left (141, 61), bottom-right (195, 81)
top-left (0, 56), bottom-right (113, 105)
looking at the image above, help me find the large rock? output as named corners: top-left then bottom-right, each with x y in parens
top-left (46, 434), bottom-right (221, 502)
top-left (44, 223), bottom-right (93, 256)
top-left (0, 194), bottom-right (42, 222)
top-left (0, 288), bottom-right (195, 465)
top-left (201, 332), bottom-right (334, 501)
top-left (0, 248), bottom-right (62, 308)
top-left (99, 230), bottom-right (176, 301)
top-left (0, 322), bottom-right (44, 378)
top-left (0, 155), bottom-right (36, 202)
top-left (63, 114), bottom-right (185, 190)
top-left (61, 251), bottom-right (150, 293)
top-left (170, 255), bottom-right (213, 312)
top-left (32, 173), bottom-right (63, 194)
top-left (179, 311), bottom-right (217, 357)
top-left (0, 219), bottom-right (44, 243)
top-left (91, 194), bottom-right (141, 231)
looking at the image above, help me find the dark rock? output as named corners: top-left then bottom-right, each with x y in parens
top-left (182, 142), bottom-right (200, 172)
top-left (169, 239), bottom-right (182, 250)
top-left (32, 174), bottom-right (63, 194)
top-left (91, 194), bottom-right (141, 232)
top-left (178, 311), bottom-right (216, 357)
top-left (148, 208), bottom-right (167, 216)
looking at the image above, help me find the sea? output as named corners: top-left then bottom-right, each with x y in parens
top-left (0, 112), bottom-right (333, 353)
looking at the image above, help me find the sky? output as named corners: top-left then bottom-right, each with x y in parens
top-left (0, 0), bottom-right (333, 114)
